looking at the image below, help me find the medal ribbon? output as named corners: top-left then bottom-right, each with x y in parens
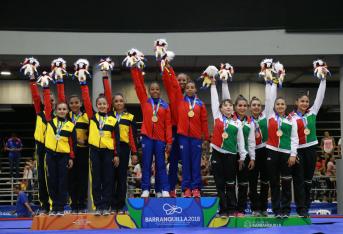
top-left (252, 117), bottom-right (261, 137)
top-left (116, 112), bottom-right (123, 123)
top-left (296, 111), bottom-right (308, 129)
top-left (222, 115), bottom-right (231, 132)
top-left (186, 96), bottom-right (197, 112)
top-left (150, 98), bottom-right (161, 118)
top-left (71, 112), bottom-right (82, 125)
top-left (276, 114), bottom-right (283, 132)
top-left (99, 114), bottom-right (108, 131)
top-left (56, 119), bottom-right (67, 136)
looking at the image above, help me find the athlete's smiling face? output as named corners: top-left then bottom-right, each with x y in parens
top-left (56, 103), bottom-right (69, 118)
top-left (177, 73), bottom-right (188, 90)
top-left (149, 83), bottom-right (161, 99)
top-left (69, 96), bottom-right (81, 113)
top-left (96, 97), bottom-right (108, 113)
top-left (250, 99), bottom-right (262, 116)
top-left (274, 98), bottom-right (287, 115)
top-left (296, 95), bottom-right (310, 113)
top-left (113, 95), bottom-right (125, 112)
top-left (220, 100), bottom-right (233, 116)
top-left (235, 100), bottom-right (248, 116)
top-left (185, 82), bottom-right (197, 97)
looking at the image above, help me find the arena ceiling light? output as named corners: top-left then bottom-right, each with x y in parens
top-left (0, 71), bottom-right (11, 76)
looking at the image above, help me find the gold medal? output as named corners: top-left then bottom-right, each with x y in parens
top-left (304, 128), bottom-right (310, 135)
top-left (99, 130), bottom-right (104, 137)
top-left (222, 132), bottom-right (229, 139)
top-left (152, 116), bottom-right (158, 123)
top-left (55, 134), bottom-right (61, 140)
top-left (276, 130), bottom-right (283, 137)
top-left (188, 110), bottom-right (195, 118)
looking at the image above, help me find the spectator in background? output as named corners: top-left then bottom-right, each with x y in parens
top-left (326, 156), bottom-right (336, 177)
top-left (5, 133), bottom-right (23, 178)
top-left (326, 156), bottom-right (336, 202)
top-left (321, 131), bottom-right (335, 158)
top-left (14, 184), bottom-right (35, 217)
top-left (315, 155), bottom-right (326, 176)
top-left (23, 161), bottom-right (34, 201)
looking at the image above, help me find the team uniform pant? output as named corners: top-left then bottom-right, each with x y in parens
top-left (168, 127), bottom-right (181, 191)
top-left (112, 142), bottom-right (130, 210)
top-left (249, 147), bottom-right (269, 213)
top-left (69, 146), bottom-right (89, 211)
top-left (267, 149), bottom-right (292, 215)
top-left (293, 146), bottom-right (317, 212)
top-left (211, 149), bottom-right (237, 213)
top-left (36, 141), bottom-right (50, 211)
top-left (178, 135), bottom-right (202, 191)
top-left (236, 155), bottom-right (250, 213)
top-left (141, 136), bottom-right (169, 192)
top-left (90, 147), bottom-right (114, 210)
top-left (46, 151), bottom-right (69, 212)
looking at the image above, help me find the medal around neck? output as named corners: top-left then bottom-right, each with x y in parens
top-left (188, 110), bottom-right (195, 118)
top-left (276, 130), bottom-right (283, 137)
top-left (304, 128), bottom-right (311, 135)
top-left (152, 116), bottom-right (158, 123)
top-left (222, 132), bottom-right (229, 139)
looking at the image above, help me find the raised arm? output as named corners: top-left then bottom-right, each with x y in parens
top-left (29, 81), bottom-right (41, 114)
top-left (237, 122), bottom-right (247, 161)
top-left (102, 74), bottom-right (113, 111)
top-left (56, 80), bottom-right (66, 103)
top-left (310, 79), bottom-right (326, 115)
top-left (210, 83), bottom-right (221, 119)
top-left (130, 68), bottom-right (148, 104)
top-left (43, 87), bottom-right (53, 121)
top-left (128, 125), bottom-right (137, 155)
top-left (264, 83), bottom-right (277, 118)
top-left (80, 83), bottom-right (94, 119)
top-left (162, 66), bottom-right (175, 104)
top-left (221, 80), bottom-right (231, 100)
top-left (248, 122), bottom-right (256, 160)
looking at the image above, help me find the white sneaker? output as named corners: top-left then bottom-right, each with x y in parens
top-left (162, 191), bottom-right (170, 198)
top-left (156, 192), bottom-right (162, 198)
top-left (141, 190), bottom-right (150, 198)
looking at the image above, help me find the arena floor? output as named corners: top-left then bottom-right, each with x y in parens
top-left (0, 217), bottom-right (342, 234)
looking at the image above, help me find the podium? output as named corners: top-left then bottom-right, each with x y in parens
top-left (31, 198), bottom-right (312, 230)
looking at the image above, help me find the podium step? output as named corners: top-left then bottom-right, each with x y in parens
top-left (31, 213), bottom-right (118, 230)
top-left (31, 198), bottom-right (312, 230)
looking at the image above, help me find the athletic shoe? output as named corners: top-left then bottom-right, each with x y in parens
top-left (38, 209), bottom-right (49, 216)
top-left (56, 211), bottom-right (65, 217)
top-left (117, 210), bottom-right (125, 215)
top-left (102, 209), bottom-right (110, 216)
top-left (94, 209), bottom-right (102, 216)
top-left (192, 189), bottom-right (201, 198)
top-left (260, 211), bottom-right (268, 217)
top-left (162, 191), bottom-right (170, 198)
top-left (274, 213), bottom-right (282, 219)
top-left (227, 211), bottom-right (235, 217)
top-left (218, 211), bottom-right (227, 219)
top-left (282, 212), bottom-right (290, 219)
top-left (235, 212), bottom-right (245, 217)
top-left (141, 190), bottom-right (150, 198)
top-left (252, 211), bottom-right (261, 217)
top-left (169, 190), bottom-right (177, 198)
top-left (156, 192), bottom-right (162, 198)
top-left (183, 188), bottom-right (192, 198)
top-left (49, 211), bottom-right (56, 216)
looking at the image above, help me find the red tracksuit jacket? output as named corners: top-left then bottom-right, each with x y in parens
top-left (162, 67), bottom-right (209, 141)
top-left (130, 68), bottom-right (172, 144)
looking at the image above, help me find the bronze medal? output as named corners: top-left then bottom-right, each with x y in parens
top-left (304, 128), bottom-right (310, 135)
top-left (188, 110), bottom-right (195, 118)
top-left (152, 116), bottom-right (158, 123)
top-left (255, 132), bottom-right (261, 139)
top-left (222, 132), bottom-right (229, 139)
top-left (99, 130), bottom-right (104, 137)
top-left (276, 130), bottom-right (283, 137)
